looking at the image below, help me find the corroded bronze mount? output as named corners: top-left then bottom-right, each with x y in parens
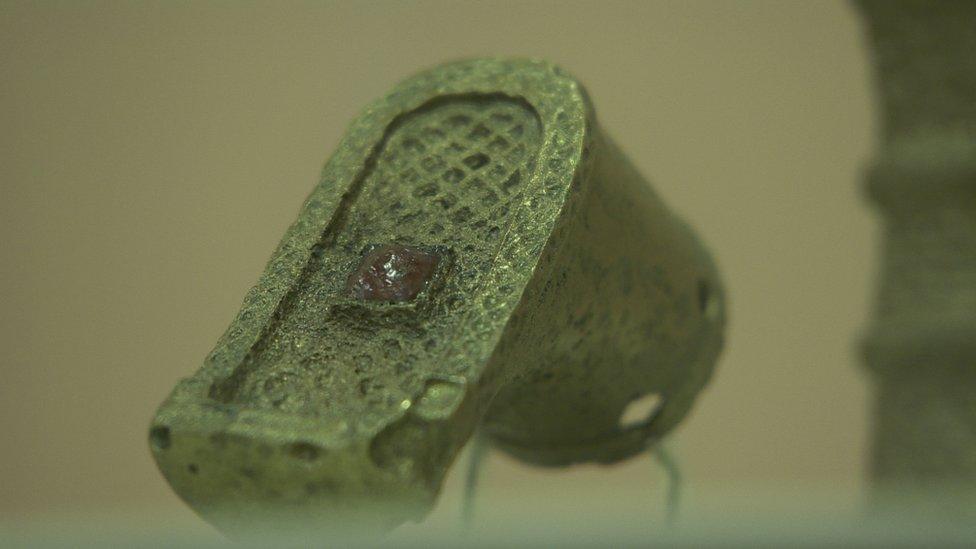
top-left (149, 58), bottom-right (725, 534)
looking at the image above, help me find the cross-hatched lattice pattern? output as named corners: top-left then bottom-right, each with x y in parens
top-left (340, 96), bottom-right (543, 260)
top-left (229, 96), bottom-right (542, 422)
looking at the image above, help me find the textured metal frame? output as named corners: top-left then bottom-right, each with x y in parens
top-left (150, 58), bottom-right (725, 535)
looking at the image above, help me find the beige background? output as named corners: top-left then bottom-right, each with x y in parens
top-left (1, 0), bottom-right (876, 538)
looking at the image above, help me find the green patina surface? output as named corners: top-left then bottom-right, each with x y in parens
top-left (149, 57), bottom-right (725, 535)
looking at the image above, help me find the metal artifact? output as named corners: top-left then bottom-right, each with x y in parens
top-left (149, 57), bottom-right (726, 534)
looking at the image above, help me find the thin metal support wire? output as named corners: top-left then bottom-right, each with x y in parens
top-left (651, 443), bottom-right (682, 526)
top-left (461, 431), bottom-right (489, 531)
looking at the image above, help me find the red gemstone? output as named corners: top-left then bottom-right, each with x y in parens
top-left (346, 245), bottom-right (440, 302)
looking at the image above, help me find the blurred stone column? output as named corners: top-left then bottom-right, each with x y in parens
top-left (856, 0), bottom-right (976, 520)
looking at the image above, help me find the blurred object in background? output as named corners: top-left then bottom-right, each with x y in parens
top-left (857, 0), bottom-right (976, 521)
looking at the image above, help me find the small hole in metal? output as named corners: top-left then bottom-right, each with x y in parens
top-left (150, 426), bottom-right (171, 450)
top-left (619, 393), bottom-right (663, 429)
top-left (289, 442), bottom-right (321, 461)
top-left (697, 279), bottom-right (720, 320)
